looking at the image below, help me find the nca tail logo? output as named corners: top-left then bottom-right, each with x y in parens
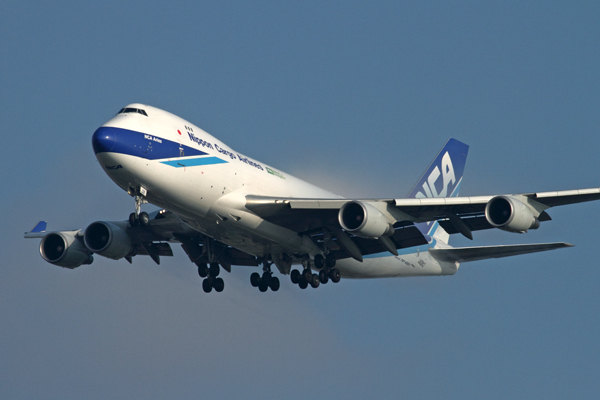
top-left (415, 152), bottom-right (456, 199)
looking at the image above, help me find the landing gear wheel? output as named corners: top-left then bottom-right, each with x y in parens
top-left (261, 271), bottom-right (271, 283)
top-left (250, 272), bottom-right (261, 287)
top-left (269, 277), bottom-right (280, 292)
top-left (209, 262), bottom-right (220, 277)
top-left (310, 274), bottom-right (320, 288)
top-left (325, 254), bottom-right (336, 268)
top-left (202, 278), bottom-right (212, 293)
top-left (319, 270), bottom-right (329, 284)
top-left (291, 269), bottom-right (300, 284)
top-left (213, 277), bottom-right (224, 292)
top-left (139, 211), bottom-right (150, 226)
top-left (129, 213), bottom-right (138, 227)
top-left (197, 264), bottom-right (208, 278)
top-left (302, 268), bottom-right (312, 282)
top-left (330, 268), bottom-right (341, 283)
top-left (314, 254), bottom-right (325, 269)
top-left (298, 279), bottom-right (308, 289)
top-left (258, 281), bottom-right (269, 292)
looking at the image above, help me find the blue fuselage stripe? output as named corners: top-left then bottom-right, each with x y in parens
top-left (92, 127), bottom-right (208, 160)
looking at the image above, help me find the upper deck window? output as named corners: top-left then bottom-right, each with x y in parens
top-left (117, 107), bottom-right (148, 116)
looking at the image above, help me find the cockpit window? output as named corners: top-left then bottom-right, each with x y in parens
top-left (117, 107), bottom-right (148, 116)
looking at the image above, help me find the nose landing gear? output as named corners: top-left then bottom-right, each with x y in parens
top-left (128, 187), bottom-right (150, 227)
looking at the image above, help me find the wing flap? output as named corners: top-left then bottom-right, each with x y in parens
top-left (327, 225), bottom-right (429, 260)
top-left (438, 211), bottom-right (552, 235)
top-left (135, 242), bottom-right (174, 257)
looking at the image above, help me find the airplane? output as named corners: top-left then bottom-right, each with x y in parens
top-left (25, 103), bottom-right (600, 293)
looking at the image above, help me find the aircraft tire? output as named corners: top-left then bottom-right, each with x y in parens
top-left (298, 279), bottom-right (308, 289)
top-left (310, 274), bottom-right (320, 288)
top-left (209, 262), bottom-right (220, 277)
top-left (213, 277), bottom-right (224, 292)
top-left (139, 211), bottom-right (150, 226)
top-left (319, 270), bottom-right (329, 284)
top-left (197, 264), bottom-right (208, 278)
top-left (258, 281), bottom-right (269, 292)
top-left (330, 268), bottom-right (341, 283)
top-left (302, 268), bottom-right (312, 282)
top-left (325, 254), bottom-right (336, 268)
top-left (250, 272), bottom-right (261, 287)
top-left (270, 277), bottom-right (280, 292)
top-left (261, 271), bottom-right (271, 283)
top-left (202, 278), bottom-right (212, 293)
top-left (290, 269), bottom-right (300, 284)
top-left (314, 254), bottom-right (324, 269)
top-left (129, 213), bottom-right (138, 227)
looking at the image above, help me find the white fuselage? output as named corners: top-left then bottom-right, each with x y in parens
top-left (94, 104), bottom-right (458, 278)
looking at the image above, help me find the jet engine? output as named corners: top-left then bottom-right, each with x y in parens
top-left (485, 195), bottom-right (540, 233)
top-left (84, 221), bottom-right (134, 260)
top-left (40, 232), bottom-right (93, 269)
top-left (338, 201), bottom-right (394, 238)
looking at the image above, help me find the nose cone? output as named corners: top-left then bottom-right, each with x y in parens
top-left (92, 127), bottom-right (117, 154)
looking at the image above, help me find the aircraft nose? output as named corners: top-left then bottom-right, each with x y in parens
top-left (92, 127), bottom-right (117, 154)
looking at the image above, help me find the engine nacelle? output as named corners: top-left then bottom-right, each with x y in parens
top-left (40, 232), bottom-right (93, 269)
top-left (84, 221), bottom-right (134, 260)
top-left (485, 196), bottom-right (540, 233)
top-left (338, 201), bottom-right (394, 238)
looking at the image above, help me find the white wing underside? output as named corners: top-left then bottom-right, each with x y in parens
top-left (429, 242), bottom-right (573, 263)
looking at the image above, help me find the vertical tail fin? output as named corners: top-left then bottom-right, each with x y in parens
top-left (408, 138), bottom-right (469, 244)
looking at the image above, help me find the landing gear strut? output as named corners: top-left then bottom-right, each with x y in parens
top-left (128, 187), bottom-right (150, 227)
top-left (250, 259), bottom-right (280, 292)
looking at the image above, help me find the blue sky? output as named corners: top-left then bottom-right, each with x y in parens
top-left (2, 1), bottom-right (600, 399)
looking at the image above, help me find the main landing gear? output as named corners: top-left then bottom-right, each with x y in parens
top-left (290, 254), bottom-right (340, 289)
top-left (197, 262), bottom-right (225, 293)
top-left (194, 238), bottom-right (228, 293)
top-left (250, 260), bottom-right (280, 292)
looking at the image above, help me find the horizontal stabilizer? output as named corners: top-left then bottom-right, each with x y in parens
top-left (429, 242), bottom-right (573, 263)
top-left (24, 221), bottom-right (48, 239)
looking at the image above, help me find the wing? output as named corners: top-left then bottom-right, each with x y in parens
top-left (391, 187), bottom-right (600, 221)
top-left (244, 195), bottom-right (430, 259)
top-left (248, 187), bottom-right (600, 220)
top-left (429, 242), bottom-right (574, 263)
top-left (26, 210), bottom-right (260, 269)
top-left (245, 187), bottom-right (600, 257)
top-left (125, 211), bottom-right (261, 268)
